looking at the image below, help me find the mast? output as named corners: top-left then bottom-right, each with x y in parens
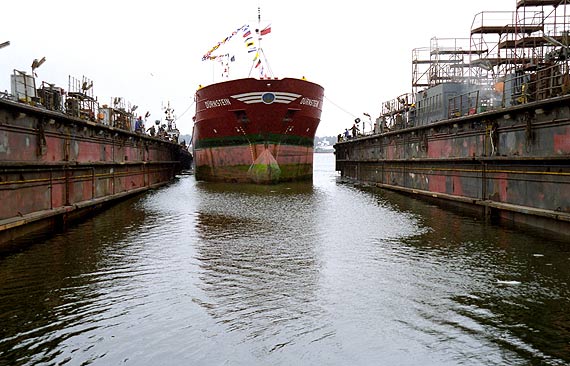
top-left (257, 7), bottom-right (262, 52)
top-left (201, 7), bottom-right (273, 79)
top-left (248, 6), bottom-right (274, 78)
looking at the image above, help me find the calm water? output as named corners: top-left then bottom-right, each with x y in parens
top-left (0, 153), bottom-right (569, 365)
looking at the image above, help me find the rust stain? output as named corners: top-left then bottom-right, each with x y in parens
top-left (554, 127), bottom-right (570, 154)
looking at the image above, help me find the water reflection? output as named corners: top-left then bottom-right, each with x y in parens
top-left (359, 185), bottom-right (570, 364)
top-left (0, 196), bottom-right (154, 365)
top-left (193, 181), bottom-right (333, 348)
top-left (0, 154), bottom-right (568, 365)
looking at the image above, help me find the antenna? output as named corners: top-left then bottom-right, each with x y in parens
top-left (257, 7), bottom-right (262, 52)
top-left (248, 7), bottom-right (274, 78)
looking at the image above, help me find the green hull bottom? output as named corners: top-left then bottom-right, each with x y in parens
top-left (195, 163), bottom-right (313, 184)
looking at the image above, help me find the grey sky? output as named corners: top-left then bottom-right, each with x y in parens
top-left (1, 0), bottom-right (512, 136)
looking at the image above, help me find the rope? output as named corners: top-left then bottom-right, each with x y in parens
top-left (324, 95), bottom-right (359, 119)
top-left (173, 102), bottom-right (195, 124)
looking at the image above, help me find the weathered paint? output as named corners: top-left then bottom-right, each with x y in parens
top-left (0, 98), bottom-right (186, 245)
top-left (428, 174), bottom-right (446, 194)
top-left (554, 127), bottom-right (570, 154)
top-left (248, 149), bottom-right (281, 183)
top-left (193, 77), bottom-right (323, 184)
top-left (335, 96), bottom-right (570, 237)
top-left (194, 143), bottom-right (313, 183)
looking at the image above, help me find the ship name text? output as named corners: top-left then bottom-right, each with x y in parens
top-left (205, 98), bottom-right (232, 109)
top-left (300, 97), bottom-right (320, 108)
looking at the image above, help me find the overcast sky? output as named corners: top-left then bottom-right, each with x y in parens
top-left (1, 0), bottom-right (513, 137)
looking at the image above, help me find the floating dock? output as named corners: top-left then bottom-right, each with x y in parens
top-left (335, 1), bottom-right (570, 237)
top-left (0, 71), bottom-right (191, 245)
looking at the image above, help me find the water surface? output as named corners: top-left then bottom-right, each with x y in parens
top-left (0, 153), bottom-right (569, 365)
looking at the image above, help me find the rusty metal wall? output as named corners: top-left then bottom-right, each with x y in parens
top-left (335, 96), bottom-right (570, 236)
top-left (0, 99), bottom-right (182, 243)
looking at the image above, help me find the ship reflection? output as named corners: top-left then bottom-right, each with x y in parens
top-left (193, 181), bottom-right (332, 342)
top-left (195, 180), bottom-right (315, 196)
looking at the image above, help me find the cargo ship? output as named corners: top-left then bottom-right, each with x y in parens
top-left (192, 10), bottom-right (324, 184)
top-left (0, 55), bottom-right (191, 246)
top-left (335, 0), bottom-right (570, 237)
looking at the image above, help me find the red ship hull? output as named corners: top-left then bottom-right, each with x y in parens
top-left (192, 77), bottom-right (324, 183)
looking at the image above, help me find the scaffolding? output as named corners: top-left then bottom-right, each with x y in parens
top-left (65, 75), bottom-right (97, 121)
top-left (97, 97), bottom-right (137, 131)
top-left (386, 0), bottom-right (570, 128)
top-left (468, 1), bottom-right (570, 105)
top-left (37, 81), bottom-right (64, 111)
top-left (412, 37), bottom-right (484, 96)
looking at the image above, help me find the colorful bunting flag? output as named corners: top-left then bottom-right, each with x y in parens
top-left (202, 22), bottom-right (271, 72)
top-left (202, 24), bottom-right (248, 61)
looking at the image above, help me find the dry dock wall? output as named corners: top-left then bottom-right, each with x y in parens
top-left (335, 95), bottom-right (570, 237)
top-left (0, 98), bottom-right (182, 245)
